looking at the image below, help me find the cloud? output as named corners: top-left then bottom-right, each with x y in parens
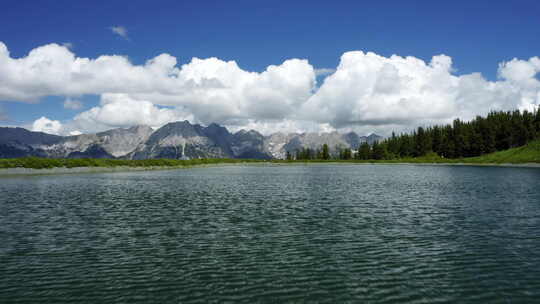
top-left (314, 68), bottom-right (335, 76)
top-left (32, 116), bottom-right (62, 135)
top-left (62, 42), bottom-right (73, 49)
top-left (0, 105), bottom-right (8, 121)
top-left (62, 93), bottom-right (193, 134)
top-left (225, 119), bottom-right (337, 135)
top-left (0, 42), bottom-right (315, 112)
top-left (301, 51), bottom-right (540, 131)
top-left (1, 41), bottom-right (539, 135)
top-left (110, 26), bottom-right (128, 40)
top-left (63, 98), bottom-right (83, 110)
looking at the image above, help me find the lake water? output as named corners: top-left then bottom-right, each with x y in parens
top-left (1, 164), bottom-right (540, 303)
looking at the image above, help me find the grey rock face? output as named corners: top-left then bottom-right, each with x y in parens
top-left (231, 130), bottom-right (272, 159)
top-left (67, 144), bottom-right (115, 159)
top-left (343, 132), bottom-right (362, 149)
top-left (262, 132), bottom-right (297, 159)
top-left (0, 122), bottom-right (383, 160)
top-left (96, 125), bottom-right (154, 157)
top-left (130, 121), bottom-right (233, 160)
top-left (0, 127), bottom-right (63, 158)
top-left (50, 125), bottom-right (153, 159)
top-left (284, 132), bottom-right (350, 154)
top-left (203, 123), bottom-right (234, 156)
top-left (264, 132), bottom-right (382, 159)
top-left (0, 125), bottom-right (153, 159)
top-left (366, 133), bottom-right (383, 145)
top-left (0, 127), bottom-right (63, 146)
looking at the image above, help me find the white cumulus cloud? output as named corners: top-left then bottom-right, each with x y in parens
top-left (302, 51), bottom-right (540, 131)
top-left (65, 93), bottom-right (193, 134)
top-left (0, 41), bottom-right (536, 136)
top-left (69, 130), bottom-right (82, 136)
top-left (32, 116), bottom-right (62, 135)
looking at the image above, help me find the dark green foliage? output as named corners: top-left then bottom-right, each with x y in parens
top-left (370, 141), bottom-right (387, 160)
top-left (357, 142), bottom-right (371, 160)
top-left (2, 109), bottom-right (538, 168)
top-left (339, 147), bottom-right (352, 160)
top-left (295, 144), bottom-right (334, 160)
top-left (2, 138), bottom-right (540, 170)
top-left (286, 151), bottom-right (292, 160)
top-left (322, 144), bottom-right (330, 160)
top-left (381, 109), bottom-right (540, 159)
top-left (0, 157), bottom-right (261, 169)
top-left (415, 127), bottom-right (431, 157)
top-left (398, 134), bottom-right (414, 157)
top-left (386, 132), bottom-right (400, 158)
top-left (295, 147), bottom-right (315, 160)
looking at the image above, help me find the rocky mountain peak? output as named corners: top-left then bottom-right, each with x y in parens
top-left (367, 133), bottom-right (382, 144)
top-left (1, 121), bottom-right (384, 160)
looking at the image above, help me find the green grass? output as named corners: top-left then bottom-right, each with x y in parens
top-left (457, 139), bottom-right (540, 164)
top-left (270, 141), bottom-right (540, 165)
top-left (1, 140), bottom-right (539, 170)
top-left (354, 139), bottom-right (540, 164)
top-left (382, 139), bottom-right (540, 164)
top-left (0, 157), bottom-right (263, 170)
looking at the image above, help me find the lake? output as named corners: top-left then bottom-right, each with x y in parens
top-left (1, 164), bottom-right (540, 303)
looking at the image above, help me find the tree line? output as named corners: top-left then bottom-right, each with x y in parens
top-left (292, 109), bottom-right (540, 160)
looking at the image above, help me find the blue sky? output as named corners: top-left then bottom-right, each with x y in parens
top-left (0, 0), bottom-right (539, 135)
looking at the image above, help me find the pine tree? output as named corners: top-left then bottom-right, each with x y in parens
top-left (380, 109), bottom-right (538, 160)
top-left (414, 126), bottom-right (430, 156)
top-left (322, 144), bottom-right (330, 160)
top-left (341, 148), bottom-right (352, 160)
top-left (316, 149), bottom-right (323, 160)
top-left (371, 141), bottom-right (386, 160)
top-left (357, 142), bottom-right (371, 160)
top-left (431, 126), bottom-right (442, 155)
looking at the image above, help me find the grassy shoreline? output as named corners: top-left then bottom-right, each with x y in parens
top-left (1, 140), bottom-right (539, 174)
top-left (0, 157), bottom-right (264, 170)
top-left (0, 161), bottom-right (539, 177)
top-left (1, 159), bottom-right (539, 176)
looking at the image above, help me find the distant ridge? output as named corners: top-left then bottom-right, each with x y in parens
top-left (0, 122), bottom-right (382, 160)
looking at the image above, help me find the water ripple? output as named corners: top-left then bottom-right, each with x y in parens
top-left (1, 164), bottom-right (540, 303)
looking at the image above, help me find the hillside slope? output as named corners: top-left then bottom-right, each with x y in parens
top-left (462, 139), bottom-right (540, 164)
top-left (384, 139), bottom-right (540, 164)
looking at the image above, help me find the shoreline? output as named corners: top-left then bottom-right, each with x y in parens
top-left (0, 165), bottom-right (184, 176)
top-left (1, 161), bottom-right (539, 176)
top-left (271, 161), bottom-right (540, 169)
top-left (0, 162), bottom-right (267, 176)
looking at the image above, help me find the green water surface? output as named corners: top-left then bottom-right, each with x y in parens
top-left (1, 164), bottom-right (540, 303)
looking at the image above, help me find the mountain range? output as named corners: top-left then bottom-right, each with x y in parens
top-left (0, 121), bottom-right (382, 159)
